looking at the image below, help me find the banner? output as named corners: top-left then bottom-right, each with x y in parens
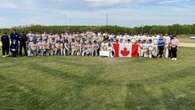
top-left (113, 42), bottom-right (119, 57)
top-left (131, 43), bottom-right (139, 57)
top-left (113, 42), bottom-right (139, 58)
top-left (100, 51), bottom-right (110, 57)
top-left (119, 43), bottom-right (132, 57)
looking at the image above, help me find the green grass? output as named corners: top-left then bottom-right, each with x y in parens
top-left (0, 48), bottom-right (195, 110)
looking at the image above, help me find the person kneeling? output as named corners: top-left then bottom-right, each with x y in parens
top-left (10, 40), bottom-right (18, 57)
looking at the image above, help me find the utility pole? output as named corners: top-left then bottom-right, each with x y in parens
top-left (106, 13), bottom-right (109, 26)
top-left (141, 24), bottom-right (144, 34)
top-left (65, 14), bottom-right (70, 32)
top-left (105, 12), bottom-right (109, 33)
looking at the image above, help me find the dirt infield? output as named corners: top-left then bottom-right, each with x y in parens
top-left (180, 43), bottom-right (195, 48)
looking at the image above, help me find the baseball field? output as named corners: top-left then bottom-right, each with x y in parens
top-left (0, 47), bottom-right (195, 110)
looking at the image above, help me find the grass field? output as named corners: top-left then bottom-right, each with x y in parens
top-left (0, 48), bottom-right (195, 110)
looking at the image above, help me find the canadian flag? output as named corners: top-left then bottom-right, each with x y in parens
top-left (113, 42), bottom-right (139, 58)
top-left (131, 43), bottom-right (139, 58)
top-left (119, 43), bottom-right (132, 57)
top-left (113, 42), bottom-right (120, 57)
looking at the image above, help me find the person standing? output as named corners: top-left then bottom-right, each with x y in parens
top-left (147, 39), bottom-right (154, 59)
top-left (157, 35), bottom-right (165, 58)
top-left (1, 32), bottom-right (10, 57)
top-left (10, 40), bottom-right (18, 57)
top-left (170, 36), bottom-right (179, 60)
top-left (18, 32), bottom-right (28, 56)
top-left (164, 35), bottom-right (171, 58)
top-left (10, 29), bottom-right (19, 57)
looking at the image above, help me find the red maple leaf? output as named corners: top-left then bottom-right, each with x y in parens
top-left (121, 48), bottom-right (129, 56)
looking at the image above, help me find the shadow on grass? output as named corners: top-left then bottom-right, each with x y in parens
top-left (128, 66), bottom-right (195, 86)
top-left (125, 66), bottom-right (195, 110)
top-left (0, 75), bottom-right (47, 110)
top-left (21, 63), bottom-right (123, 110)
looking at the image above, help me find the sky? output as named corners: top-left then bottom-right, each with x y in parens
top-left (0, 0), bottom-right (195, 28)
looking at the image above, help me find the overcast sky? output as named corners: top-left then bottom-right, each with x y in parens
top-left (0, 0), bottom-right (194, 28)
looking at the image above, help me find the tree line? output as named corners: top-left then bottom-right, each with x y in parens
top-left (0, 24), bottom-right (195, 36)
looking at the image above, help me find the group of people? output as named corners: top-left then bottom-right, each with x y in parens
top-left (1, 30), bottom-right (180, 60)
top-left (26, 32), bottom-right (101, 57)
top-left (1, 30), bottom-right (27, 57)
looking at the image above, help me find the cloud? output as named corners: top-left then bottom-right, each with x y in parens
top-left (0, 0), bottom-right (194, 28)
top-left (158, 0), bottom-right (191, 4)
top-left (84, 0), bottom-right (133, 7)
top-left (0, 17), bottom-right (5, 21)
top-left (0, 2), bottom-right (18, 9)
top-left (0, 17), bottom-right (7, 28)
top-left (0, 0), bottom-right (37, 10)
top-left (83, 0), bottom-right (191, 7)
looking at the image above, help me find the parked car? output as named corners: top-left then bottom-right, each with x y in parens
top-left (190, 36), bottom-right (195, 39)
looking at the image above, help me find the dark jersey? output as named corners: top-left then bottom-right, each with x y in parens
top-left (1, 35), bottom-right (10, 46)
top-left (10, 32), bottom-right (19, 45)
top-left (18, 34), bottom-right (27, 44)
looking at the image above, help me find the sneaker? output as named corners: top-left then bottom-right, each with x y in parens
top-left (2, 56), bottom-right (6, 58)
top-left (172, 58), bottom-right (177, 61)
